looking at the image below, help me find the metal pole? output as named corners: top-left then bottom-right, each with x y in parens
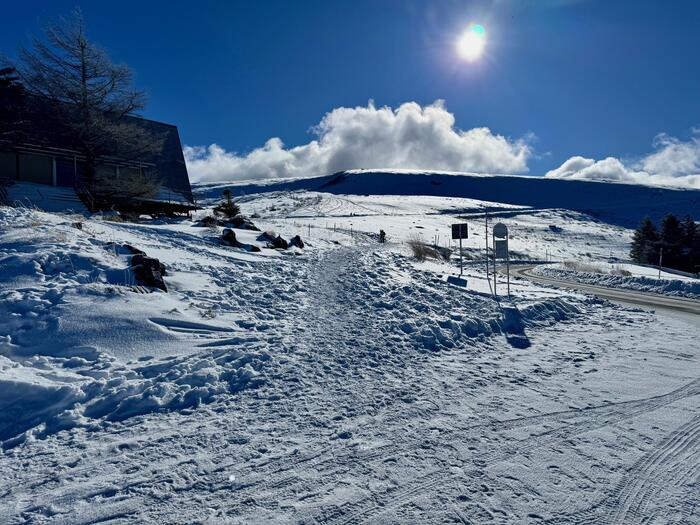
top-left (459, 236), bottom-right (463, 276)
top-left (493, 233), bottom-right (497, 298)
top-left (485, 209), bottom-right (489, 283)
top-left (506, 236), bottom-right (511, 297)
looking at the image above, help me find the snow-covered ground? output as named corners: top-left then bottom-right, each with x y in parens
top-left (0, 184), bottom-right (698, 524)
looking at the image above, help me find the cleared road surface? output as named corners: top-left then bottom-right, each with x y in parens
top-left (511, 265), bottom-right (700, 316)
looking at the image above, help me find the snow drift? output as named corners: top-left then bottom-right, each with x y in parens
top-left (0, 207), bottom-right (268, 446)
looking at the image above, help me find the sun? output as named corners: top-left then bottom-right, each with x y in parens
top-left (456, 23), bottom-right (486, 62)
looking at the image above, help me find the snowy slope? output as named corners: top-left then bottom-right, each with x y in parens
top-left (0, 204), bottom-right (583, 447)
top-left (0, 187), bottom-right (698, 524)
top-left (198, 169), bottom-right (700, 226)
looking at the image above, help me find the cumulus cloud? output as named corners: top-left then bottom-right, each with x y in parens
top-left (545, 132), bottom-right (700, 189)
top-left (184, 101), bottom-right (533, 182)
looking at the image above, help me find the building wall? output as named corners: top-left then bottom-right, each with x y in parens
top-left (18, 153), bottom-right (53, 185)
top-left (0, 151), bottom-right (16, 180)
top-left (0, 149), bottom-right (144, 189)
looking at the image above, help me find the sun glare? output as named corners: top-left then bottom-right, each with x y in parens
top-left (456, 23), bottom-right (486, 62)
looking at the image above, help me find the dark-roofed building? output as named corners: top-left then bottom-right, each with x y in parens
top-left (0, 98), bottom-right (196, 214)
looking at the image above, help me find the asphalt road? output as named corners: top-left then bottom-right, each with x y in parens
top-left (511, 265), bottom-right (700, 316)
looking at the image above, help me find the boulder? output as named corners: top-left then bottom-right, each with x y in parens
top-left (131, 254), bottom-right (167, 291)
top-left (271, 235), bottom-right (288, 249)
top-left (257, 231), bottom-right (276, 243)
top-left (289, 235), bottom-right (304, 249)
top-left (200, 215), bottom-right (220, 227)
top-left (225, 216), bottom-right (260, 231)
top-left (105, 242), bottom-right (146, 256)
top-left (221, 228), bottom-right (239, 247)
top-left (257, 231), bottom-right (288, 249)
top-left (123, 244), bottom-right (147, 256)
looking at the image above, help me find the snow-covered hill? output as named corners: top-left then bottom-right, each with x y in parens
top-left (197, 169), bottom-right (700, 226)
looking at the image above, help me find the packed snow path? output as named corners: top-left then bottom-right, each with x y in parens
top-left (0, 207), bottom-right (698, 524)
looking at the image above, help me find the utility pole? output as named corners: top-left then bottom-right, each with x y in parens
top-left (485, 208), bottom-right (489, 284)
top-left (493, 248), bottom-right (497, 297)
top-left (506, 247), bottom-right (511, 297)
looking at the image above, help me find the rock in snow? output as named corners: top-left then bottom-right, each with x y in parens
top-left (131, 254), bottom-right (168, 291)
top-left (289, 235), bottom-right (305, 248)
top-left (221, 227), bottom-right (239, 247)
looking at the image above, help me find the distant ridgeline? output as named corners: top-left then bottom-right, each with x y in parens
top-left (199, 170), bottom-right (700, 228)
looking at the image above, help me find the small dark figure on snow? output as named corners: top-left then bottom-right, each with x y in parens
top-left (379, 230), bottom-right (386, 243)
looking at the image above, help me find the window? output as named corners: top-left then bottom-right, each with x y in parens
top-left (0, 151), bottom-right (16, 180)
top-left (95, 164), bottom-right (117, 180)
top-left (119, 167), bottom-right (141, 180)
top-left (18, 153), bottom-right (53, 185)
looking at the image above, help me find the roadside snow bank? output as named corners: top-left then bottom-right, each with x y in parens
top-left (340, 251), bottom-right (587, 354)
top-left (533, 264), bottom-right (700, 299)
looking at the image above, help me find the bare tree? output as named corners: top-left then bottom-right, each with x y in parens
top-left (93, 167), bottom-right (162, 206)
top-left (7, 9), bottom-right (163, 201)
top-left (0, 67), bottom-right (31, 149)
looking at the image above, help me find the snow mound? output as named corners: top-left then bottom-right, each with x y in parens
top-left (0, 207), bottom-right (269, 446)
top-left (533, 265), bottom-right (700, 300)
top-left (323, 249), bottom-right (585, 354)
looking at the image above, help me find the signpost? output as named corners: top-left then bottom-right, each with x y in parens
top-left (492, 222), bottom-right (510, 297)
top-left (451, 223), bottom-right (469, 276)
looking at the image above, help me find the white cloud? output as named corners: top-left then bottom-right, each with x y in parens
top-left (184, 101), bottom-right (533, 182)
top-left (545, 133), bottom-right (700, 189)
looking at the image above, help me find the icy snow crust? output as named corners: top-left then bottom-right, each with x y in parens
top-left (0, 187), bottom-right (698, 523)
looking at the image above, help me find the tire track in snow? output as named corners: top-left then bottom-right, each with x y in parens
top-left (314, 378), bottom-right (700, 525)
top-left (555, 414), bottom-right (700, 525)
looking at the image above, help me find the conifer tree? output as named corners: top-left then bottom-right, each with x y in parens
top-left (630, 217), bottom-right (659, 264)
top-left (213, 189), bottom-right (240, 219)
top-left (681, 215), bottom-right (699, 273)
top-left (659, 213), bottom-right (684, 269)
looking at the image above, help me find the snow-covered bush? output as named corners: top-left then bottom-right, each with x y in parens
top-left (407, 237), bottom-right (432, 261)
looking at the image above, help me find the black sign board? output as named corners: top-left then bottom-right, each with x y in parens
top-left (451, 223), bottom-right (469, 240)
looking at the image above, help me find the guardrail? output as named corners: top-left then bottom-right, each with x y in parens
top-left (74, 181), bottom-right (96, 212)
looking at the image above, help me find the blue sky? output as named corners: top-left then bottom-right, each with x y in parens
top-left (3, 0), bottom-right (700, 185)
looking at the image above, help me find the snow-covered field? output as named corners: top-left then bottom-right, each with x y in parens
top-left (0, 180), bottom-right (699, 524)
